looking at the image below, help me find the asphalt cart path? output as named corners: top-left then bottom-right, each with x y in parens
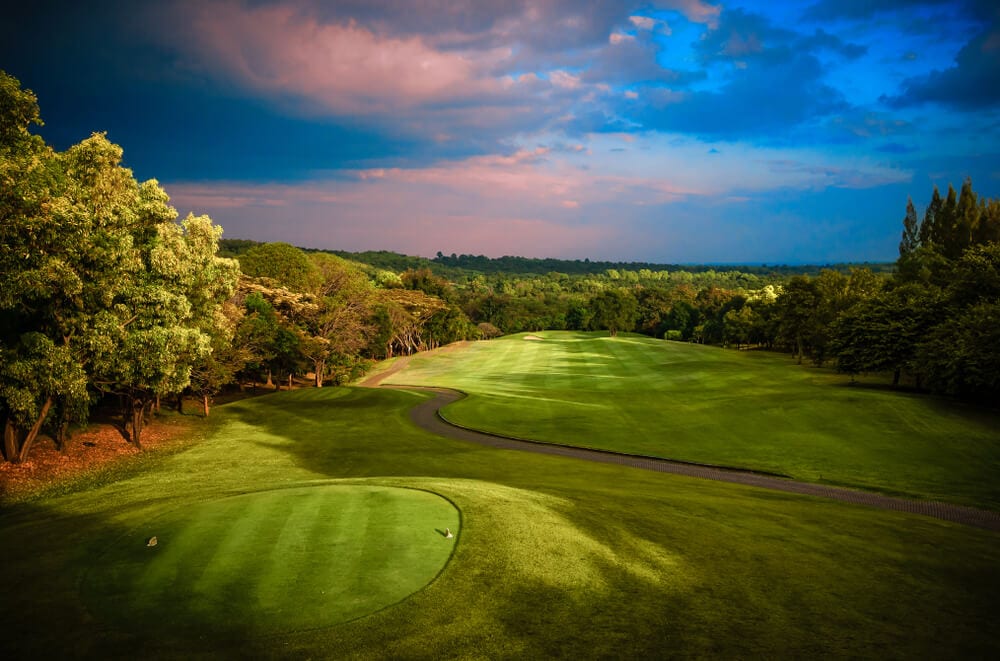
top-left (361, 363), bottom-right (1000, 532)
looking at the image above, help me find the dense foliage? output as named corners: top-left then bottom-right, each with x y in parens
top-left (832, 182), bottom-right (1000, 398)
top-left (3, 68), bottom-right (998, 464)
top-left (0, 72), bottom-right (237, 457)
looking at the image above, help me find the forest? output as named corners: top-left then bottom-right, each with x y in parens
top-left (2, 68), bottom-right (999, 465)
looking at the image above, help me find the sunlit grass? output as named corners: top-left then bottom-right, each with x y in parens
top-left (81, 485), bottom-right (458, 636)
top-left (0, 386), bottom-right (997, 658)
top-left (387, 331), bottom-right (1000, 508)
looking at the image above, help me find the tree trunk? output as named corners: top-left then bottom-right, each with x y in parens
top-left (266, 369), bottom-right (275, 389)
top-left (177, 393), bottom-right (184, 414)
top-left (892, 368), bottom-right (901, 387)
top-left (127, 397), bottom-right (145, 450)
top-left (288, 373), bottom-right (293, 389)
top-left (202, 394), bottom-right (210, 417)
top-left (3, 418), bottom-right (20, 463)
top-left (314, 360), bottom-right (325, 388)
top-left (17, 396), bottom-right (53, 463)
top-left (55, 422), bottom-right (69, 451)
top-left (795, 337), bottom-right (804, 365)
top-left (53, 403), bottom-right (70, 451)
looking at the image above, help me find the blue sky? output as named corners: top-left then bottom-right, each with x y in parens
top-left (3, 0), bottom-right (998, 263)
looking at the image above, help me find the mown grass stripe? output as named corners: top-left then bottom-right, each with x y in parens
top-left (254, 489), bottom-right (330, 617)
top-left (389, 332), bottom-right (1000, 509)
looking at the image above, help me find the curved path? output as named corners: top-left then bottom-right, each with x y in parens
top-left (362, 363), bottom-right (1000, 532)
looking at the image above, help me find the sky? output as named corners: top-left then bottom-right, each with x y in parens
top-left (2, 0), bottom-right (999, 264)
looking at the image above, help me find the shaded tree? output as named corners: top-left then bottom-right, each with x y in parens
top-left (830, 283), bottom-right (940, 386)
top-left (588, 290), bottom-right (638, 337)
top-left (775, 276), bottom-right (819, 364)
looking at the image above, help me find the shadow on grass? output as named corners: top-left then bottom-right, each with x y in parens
top-left (6, 384), bottom-right (998, 659)
top-left (832, 378), bottom-right (1000, 421)
top-left (0, 501), bottom-right (267, 660)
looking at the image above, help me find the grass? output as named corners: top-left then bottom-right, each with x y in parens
top-left (81, 485), bottom-right (458, 637)
top-left (386, 331), bottom-right (1000, 509)
top-left (0, 385), bottom-right (998, 658)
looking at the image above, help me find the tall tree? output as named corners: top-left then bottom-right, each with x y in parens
top-left (949, 177), bottom-right (979, 259)
top-left (300, 253), bottom-right (373, 386)
top-left (775, 276), bottom-right (818, 364)
top-left (913, 243), bottom-right (1000, 397)
top-left (899, 197), bottom-right (920, 258)
top-left (918, 186), bottom-right (942, 247)
top-left (588, 290), bottom-right (638, 337)
top-left (0, 72), bottom-right (79, 460)
top-left (374, 288), bottom-right (448, 356)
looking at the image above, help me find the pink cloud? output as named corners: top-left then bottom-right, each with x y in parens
top-left (670, 0), bottom-right (721, 28)
top-left (166, 182), bottom-right (342, 209)
top-left (162, 134), bottom-right (910, 262)
top-left (177, 0), bottom-right (507, 114)
top-left (350, 148), bottom-right (700, 206)
top-left (161, 146), bottom-right (705, 259)
top-left (164, 178), bottom-right (621, 259)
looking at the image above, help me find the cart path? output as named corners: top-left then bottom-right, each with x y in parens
top-left (362, 366), bottom-right (1000, 531)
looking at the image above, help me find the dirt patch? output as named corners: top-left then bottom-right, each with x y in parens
top-left (358, 356), bottom-right (415, 387)
top-left (0, 414), bottom-right (197, 501)
top-left (523, 335), bottom-right (544, 341)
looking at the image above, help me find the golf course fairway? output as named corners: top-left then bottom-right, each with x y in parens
top-left (81, 485), bottom-right (459, 637)
top-left (0, 373), bottom-right (997, 658)
top-left (385, 331), bottom-right (1000, 508)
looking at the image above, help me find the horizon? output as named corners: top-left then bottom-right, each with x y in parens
top-left (3, 1), bottom-right (998, 263)
top-left (262, 239), bottom-right (896, 269)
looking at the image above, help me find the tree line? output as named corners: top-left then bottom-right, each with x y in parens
top-left (3, 68), bottom-right (997, 466)
top-left (0, 72), bottom-right (483, 463)
top-left (832, 181), bottom-right (1000, 397)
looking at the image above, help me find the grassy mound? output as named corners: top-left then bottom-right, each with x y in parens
top-left (82, 485), bottom-right (458, 637)
top-left (387, 331), bottom-right (1000, 508)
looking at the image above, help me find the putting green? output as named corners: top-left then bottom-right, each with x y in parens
top-left (82, 484), bottom-right (459, 637)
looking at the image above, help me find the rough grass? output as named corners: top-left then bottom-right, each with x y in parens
top-left (386, 331), bottom-right (1000, 509)
top-left (0, 386), bottom-right (997, 658)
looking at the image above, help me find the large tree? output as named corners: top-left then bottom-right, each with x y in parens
top-left (588, 289), bottom-right (638, 337)
top-left (830, 283), bottom-right (940, 386)
top-left (913, 244), bottom-right (1000, 397)
top-left (87, 208), bottom-right (239, 447)
top-left (300, 253), bottom-right (373, 386)
top-left (774, 276), bottom-right (818, 364)
top-left (1, 72), bottom-right (238, 454)
top-left (0, 72), bottom-right (83, 461)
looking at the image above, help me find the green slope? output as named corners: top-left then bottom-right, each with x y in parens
top-left (387, 331), bottom-right (1000, 508)
top-left (0, 386), bottom-right (997, 658)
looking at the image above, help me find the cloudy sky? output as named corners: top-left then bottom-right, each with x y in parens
top-left (3, 0), bottom-right (998, 263)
